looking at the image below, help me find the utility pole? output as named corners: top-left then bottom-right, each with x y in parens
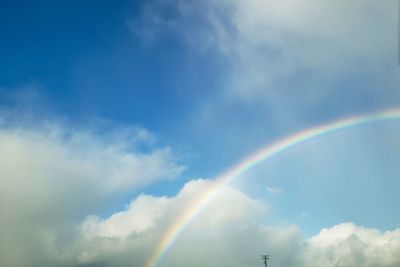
top-left (261, 254), bottom-right (270, 267)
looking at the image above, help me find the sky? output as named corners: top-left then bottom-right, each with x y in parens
top-left (1, 0), bottom-right (400, 266)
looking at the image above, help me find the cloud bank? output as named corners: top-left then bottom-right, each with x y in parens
top-left (1, 120), bottom-right (399, 267)
top-left (74, 179), bottom-right (400, 267)
top-left (0, 121), bottom-right (184, 266)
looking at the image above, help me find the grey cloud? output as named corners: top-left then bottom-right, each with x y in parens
top-left (0, 122), bottom-right (185, 267)
top-left (133, 0), bottom-right (400, 117)
top-left (1, 126), bottom-right (399, 267)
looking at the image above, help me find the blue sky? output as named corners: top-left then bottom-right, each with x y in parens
top-left (1, 1), bottom-right (400, 266)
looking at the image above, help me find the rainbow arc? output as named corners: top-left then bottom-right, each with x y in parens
top-left (145, 107), bottom-right (400, 267)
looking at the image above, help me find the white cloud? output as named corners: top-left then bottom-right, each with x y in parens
top-left (82, 195), bottom-right (171, 239)
top-left (74, 179), bottom-right (284, 266)
top-left (75, 180), bottom-right (400, 267)
top-left (221, 0), bottom-right (397, 97)
top-left (306, 223), bottom-right (400, 267)
top-left (134, 0), bottom-right (400, 110)
top-left (80, 179), bottom-right (262, 241)
top-left (0, 123), bottom-right (184, 193)
top-left (0, 121), bottom-right (185, 267)
top-left (266, 186), bottom-right (282, 194)
top-left (1, 125), bottom-right (399, 267)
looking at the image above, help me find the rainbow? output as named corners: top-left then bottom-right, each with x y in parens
top-left (144, 108), bottom-right (400, 267)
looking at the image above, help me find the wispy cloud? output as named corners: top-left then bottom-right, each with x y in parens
top-left (132, 0), bottom-right (400, 118)
top-left (266, 186), bottom-right (283, 194)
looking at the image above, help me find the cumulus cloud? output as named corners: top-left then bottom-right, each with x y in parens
top-left (1, 122), bottom-right (399, 267)
top-left (72, 180), bottom-right (400, 267)
top-left (306, 223), bottom-right (400, 267)
top-left (71, 179), bottom-right (290, 267)
top-left (0, 123), bottom-right (184, 192)
top-left (0, 121), bottom-right (185, 267)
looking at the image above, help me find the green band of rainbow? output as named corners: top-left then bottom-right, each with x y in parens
top-left (144, 108), bottom-right (400, 267)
